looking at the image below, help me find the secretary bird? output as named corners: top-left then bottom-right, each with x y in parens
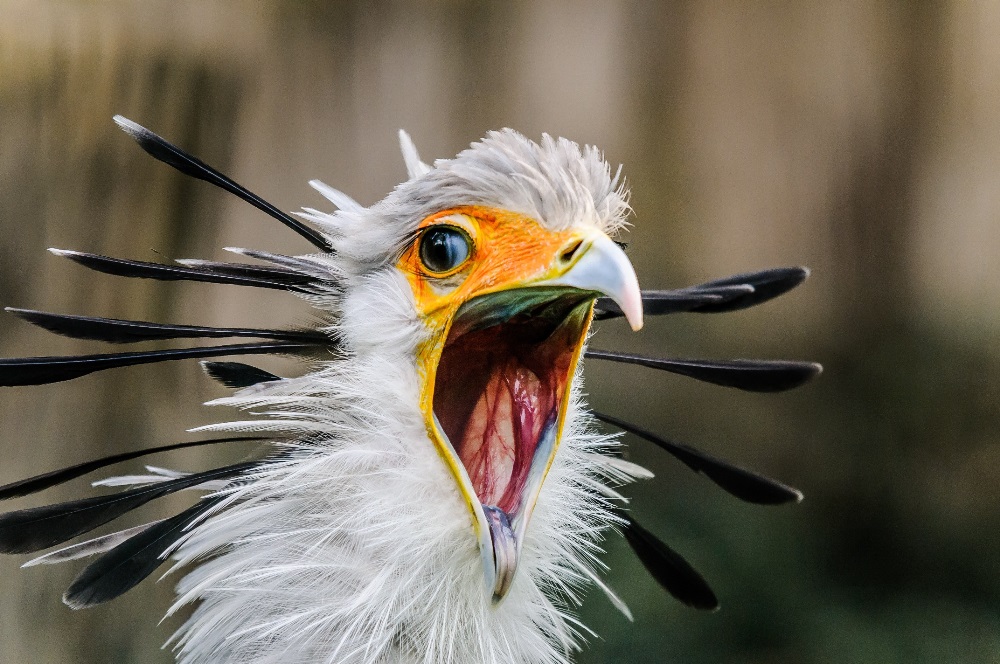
top-left (0, 117), bottom-right (820, 663)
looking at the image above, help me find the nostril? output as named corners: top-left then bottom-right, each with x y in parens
top-left (559, 239), bottom-right (583, 264)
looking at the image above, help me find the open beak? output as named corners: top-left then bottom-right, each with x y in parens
top-left (420, 229), bottom-right (642, 604)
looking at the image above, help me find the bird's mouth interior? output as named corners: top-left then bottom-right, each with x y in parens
top-left (433, 289), bottom-right (593, 533)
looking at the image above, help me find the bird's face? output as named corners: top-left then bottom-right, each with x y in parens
top-left (397, 205), bottom-right (643, 603)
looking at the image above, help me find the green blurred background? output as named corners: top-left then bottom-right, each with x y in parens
top-left (2, 1), bottom-right (999, 662)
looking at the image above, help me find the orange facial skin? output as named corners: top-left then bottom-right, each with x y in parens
top-left (397, 206), bottom-right (583, 323)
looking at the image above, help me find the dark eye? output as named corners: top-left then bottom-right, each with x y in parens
top-left (419, 226), bottom-right (472, 274)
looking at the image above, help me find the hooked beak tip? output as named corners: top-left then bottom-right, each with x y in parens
top-left (625, 310), bottom-right (644, 332)
top-left (483, 506), bottom-right (517, 605)
top-left (609, 280), bottom-right (643, 332)
top-left (552, 233), bottom-right (644, 331)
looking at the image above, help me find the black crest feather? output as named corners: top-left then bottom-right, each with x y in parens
top-left (113, 116), bottom-right (334, 253)
top-left (175, 259), bottom-right (317, 285)
top-left (593, 411), bottom-right (802, 505)
top-left (6, 309), bottom-right (328, 345)
top-left (687, 266), bottom-right (809, 313)
top-left (63, 497), bottom-right (223, 609)
top-left (0, 462), bottom-right (257, 554)
top-left (585, 350), bottom-right (822, 392)
top-left (0, 437), bottom-right (269, 501)
top-left (622, 516), bottom-right (719, 611)
top-left (0, 342), bottom-right (316, 387)
top-left (201, 362), bottom-right (282, 389)
top-left (595, 285), bottom-right (752, 319)
top-left (50, 249), bottom-right (309, 291)
top-left (595, 266), bottom-right (809, 319)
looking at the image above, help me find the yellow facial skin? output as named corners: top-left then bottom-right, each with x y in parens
top-left (397, 206), bottom-right (584, 323)
top-left (397, 206), bottom-right (595, 571)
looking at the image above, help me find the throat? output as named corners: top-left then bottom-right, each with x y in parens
top-left (432, 294), bottom-right (590, 522)
top-left (452, 355), bottom-right (559, 514)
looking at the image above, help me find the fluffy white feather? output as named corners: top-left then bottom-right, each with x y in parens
top-left (23, 521), bottom-right (166, 567)
top-left (398, 129), bottom-right (432, 179)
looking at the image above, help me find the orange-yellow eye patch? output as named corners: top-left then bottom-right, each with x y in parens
top-left (397, 206), bottom-right (581, 326)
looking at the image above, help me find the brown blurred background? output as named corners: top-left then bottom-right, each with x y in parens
top-left (1, 1), bottom-right (999, 662)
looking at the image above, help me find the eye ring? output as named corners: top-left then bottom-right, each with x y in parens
top-left (418, 225), bottom-right (473, 275)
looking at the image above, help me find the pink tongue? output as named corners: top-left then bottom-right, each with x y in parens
top-left (456, 360), bottom-right (546, 514)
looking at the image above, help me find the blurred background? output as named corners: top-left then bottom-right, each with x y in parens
top-left (1, 1), bottom-right (999, 662)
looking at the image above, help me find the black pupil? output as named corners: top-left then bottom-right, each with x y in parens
top-left (419, 227), bottom-right (470, 273)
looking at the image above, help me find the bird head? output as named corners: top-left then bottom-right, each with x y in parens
top-left (327, 130), bottom-right (643, 603)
